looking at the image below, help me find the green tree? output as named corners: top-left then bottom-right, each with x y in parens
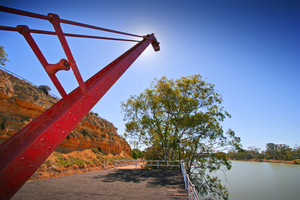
top-left (248, 146), bottom-right (261, 160)
top-left (130, 148), bottom-right (144, 159)
top-left (0, 45), bottom-right (9, 66)
top-left (276, 144), bottom-right (292, 160)
top-left (292, 145), bottom-right (300, 159)
top-left (265, 143), bottom-right (293, 160)
top-left (265, 143), bottom-right (276, 159)
top-left (122, 75), bottom-right (241, 200)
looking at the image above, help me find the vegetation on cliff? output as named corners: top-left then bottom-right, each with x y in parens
top-left (30, 148), bottom-right (132, 180)
top-left (0, 45), bottom-right (8, 66)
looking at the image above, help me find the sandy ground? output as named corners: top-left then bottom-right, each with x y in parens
top-left (13, 168), bottom-right (188, 200)
top-left (116, 161), bottom-right (145, 169)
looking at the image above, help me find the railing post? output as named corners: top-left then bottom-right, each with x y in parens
top-left (193, 185), bottom-right (197, 200)
top-left (157, 161), bottom-right (159, 169)
top-left (188, 179), bottom-right (191, 200)
top-left (115, 160), bottom-right (117, 169)
top-left (136, 160), bottom-right (137, 169)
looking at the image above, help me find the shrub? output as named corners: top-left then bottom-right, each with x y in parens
top-left (38, 85), bottom-right (51, 96)
top-left (130, 149), bottom-right (143, 159)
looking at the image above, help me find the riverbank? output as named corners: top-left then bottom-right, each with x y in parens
top-left (229, 158), bottom-right (300, 165)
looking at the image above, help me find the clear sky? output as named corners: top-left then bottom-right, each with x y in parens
top-left (0, 0), bottom-right (299, 151)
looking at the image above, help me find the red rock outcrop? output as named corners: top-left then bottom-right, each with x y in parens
top-left (0, 69), bottom-right (131, 155)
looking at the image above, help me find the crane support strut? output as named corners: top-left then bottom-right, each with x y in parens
top-left (0, 6), bottom-right (160, 199)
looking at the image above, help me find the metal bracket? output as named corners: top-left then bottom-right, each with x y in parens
top-left (17, 25), bottom-right (69, 98)
top-left (48, 13), bottom-right (87, 94)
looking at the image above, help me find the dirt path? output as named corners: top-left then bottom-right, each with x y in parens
top-left (116, 161), bottom-right (145, 169)
top-left (13, 168), bottom-right (188, 200)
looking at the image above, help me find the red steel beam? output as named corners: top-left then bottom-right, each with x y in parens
top-left (48, 13), bottom-right (87, 94)
top-left (0, 34), bottom-right (159, 199)
top-left (0, 25), bottom-right (140, 44)
top-left (17, 25), bottom-right (69, 98)
top-left (0, 6), bottom-right (144, 38)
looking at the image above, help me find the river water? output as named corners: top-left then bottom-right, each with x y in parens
top-left (213, 161), bottom-right (300, 200)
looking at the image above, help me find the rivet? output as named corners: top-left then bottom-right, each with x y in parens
top-left (96, 88), bottom-right (98, 91)
top-left (62, 130), bottom-right (66, 134)
top-left (40, 138), bottom-right (45, 142)
top-left (74, 118), bottom-right (78, 122)
top-left (83, 109), bottom-right (86, 112)
top-left (30, 163), bottom-right (34, 168)
top-left (48, 145), bottom-right (52, 149)
top-left (56, 124), bottom-right (60, 127)
top-left (80, 103), bottom-right (83, 106)
top-left (69, 112), bottom-right (72, 115)
top-left (21, 156), bottom-right (25, 161)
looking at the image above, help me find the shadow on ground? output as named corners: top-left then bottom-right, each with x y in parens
top-left (93, 169), bottom-right (184, 188)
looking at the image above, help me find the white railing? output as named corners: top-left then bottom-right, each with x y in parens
top-left (103, 160), bottom-right (109, 169)
top-left (180, 161), bottom-right (200, 200)
top-left (115, 160), bottom-right (180, 169)
top-left (115, 160), bottom-right (200, 200)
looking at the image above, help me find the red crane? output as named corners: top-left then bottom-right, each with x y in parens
top-left (0, 6), bottom-right (160, 199)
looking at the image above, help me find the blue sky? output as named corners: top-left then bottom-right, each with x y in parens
top-left (0, 0), bottom-right (299, 150)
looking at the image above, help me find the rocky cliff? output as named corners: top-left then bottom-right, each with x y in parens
top-left (0, 69), bottom-right (131, 155)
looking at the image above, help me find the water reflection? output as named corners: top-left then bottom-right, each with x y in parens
top-left (213, 161), bottom-right (300, 200)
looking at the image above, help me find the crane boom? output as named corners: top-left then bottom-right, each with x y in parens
top-left (0, 6), bottom-right (160, 199)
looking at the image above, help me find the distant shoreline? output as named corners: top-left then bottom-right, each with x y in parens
top-left (229, 159), bottom-right (300, 165)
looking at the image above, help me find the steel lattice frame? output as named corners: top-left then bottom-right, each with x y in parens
top-left (0, 6), bottom-right (160, 199)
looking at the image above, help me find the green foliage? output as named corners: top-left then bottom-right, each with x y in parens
top-left (227, 146), bottom-right (264, 160)
top-left (295, 159), bottom-right (300, 164)
top-left (265, 143), bottom-right (294, 160)
top-left (53, 152), bottom-right (70, 167)
top-left (122, 75), bottom-right (241, 199)
top-left (130, 148), bottom-right (144, 159)
top-left (53, 151), bottom-right (92, 167)
top-left (0, 45), bottom-right (8, 66)
top-left (38, 85), bottom-right (51, 96)
top-left (228, 143), bottom-right (300, 162)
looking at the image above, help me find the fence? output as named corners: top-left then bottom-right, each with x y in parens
top-left (180, 161), bottom-right (200, 200)
top-left (115, 160), bottom-right (199, 200)
top-left (115, 160), bottom-right (180, 169)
